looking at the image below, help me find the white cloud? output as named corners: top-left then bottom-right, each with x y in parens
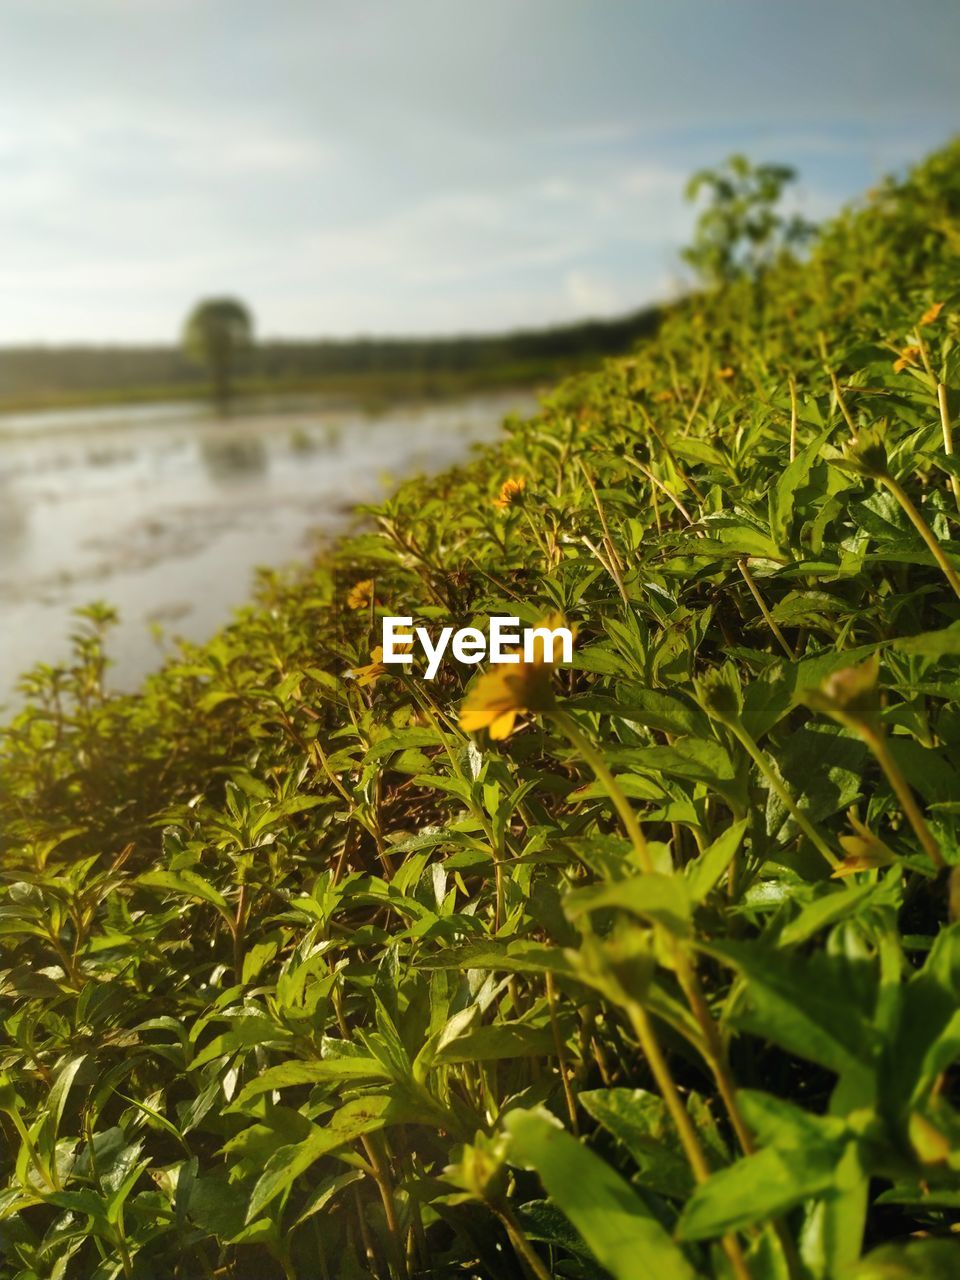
top-left (0, 1), bottom-right (955, 340)
top-left (564, 270), bottom-right (621, 315)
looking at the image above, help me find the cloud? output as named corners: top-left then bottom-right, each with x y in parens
top-left (564, 270), bottom-right (621, 315)
top-left (0, 1), bottom-right (956, 340)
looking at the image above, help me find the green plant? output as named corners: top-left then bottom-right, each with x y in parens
top-left (3, 141), bottom-right (960, 1278)
top-left (682, 153), bottom-right (816, 285)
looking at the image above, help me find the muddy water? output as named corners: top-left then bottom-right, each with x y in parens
top-left (0, 391), bottom-right (534, 710)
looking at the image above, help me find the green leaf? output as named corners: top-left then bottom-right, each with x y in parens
top-left (579, 1089), bottom-right (695, 1199)
top-left (504, 1108), bottom-right (699, 1280)
top-left (138, 869), bottom-right (231, 916)
top-left (566, 872), bottom-right (692, 937)
top-left (246, 1095), bottom-right (396, 1222)
top-left (847, 1239), bottom-right (960, 1279)
top-left (192, 1018), bottom-right (292, 1070)
top-left (709, 942), bottom-right (877, 1081)
top-left (686, 820), bottom-right (748, 902)
top-left (233, 1057), bottom-right (391, 1107)
top-left (435, 1024), bottom-right (559, 1064)
top-left (677, 1135), bottom-right (853, 1240)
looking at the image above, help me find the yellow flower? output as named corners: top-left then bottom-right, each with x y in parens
top-left (348, 639), bottom-right (413, 687)
top-left (652, 388), bottom-right (674, 403)
top-left (492, 476), bottom-right (526, 510)
top-left (346, 578), bottom-right (374, 610)
top-left (459, 617), bottom-right (566, 739)
top-left (919, 301), bottom-right (944, 327)
top-left (832, 808), bottom-right (896, 878)
top-left (347, 645), bottom-right (386, 687)
top-left (893, 345), bottom-right (922, 373)
top-left (716, 366), bottom-right (735, 380)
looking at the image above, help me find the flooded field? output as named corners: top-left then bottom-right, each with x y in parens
top-left (0, 391), bottom-right (533, 709)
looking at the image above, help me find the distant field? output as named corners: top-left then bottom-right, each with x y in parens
top-left (0, 307), bottom-right (661, 412)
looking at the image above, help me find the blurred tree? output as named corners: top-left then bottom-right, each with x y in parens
top-left (682, 155), bottom-right (816, 285)
top-left (182, 298), bottom-right (253, 413)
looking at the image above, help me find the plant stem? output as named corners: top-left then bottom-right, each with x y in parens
top-left (730, 722), bottom-right (840, 868)
top-left (937, 382), bottom-right (960, 516)
top-left (548, 707), bottom-right (653, 873)
top-left (737, 559), bottom-right (795, 659)
top-left (788, 374), bottom-right (798, 463)
top-left (546, 971), bottom-right (579, 1134)
top-left (880, 473), bottom-right (960, 600)
top-left (548, 706), bottom-right (758, 1273)
top-left (363, 1133), bottom-right (409, 1280)
top-left (579, 458), bottom-right (625, 575)
top-left (625, 1000), bottom-right (753, 1280)
top-left (496, 1201), bottom-right (553, 1280)
top-left (629, 458), bottom-right (695, 525)
top-left (638, 403), bottom-right (705, 501)
top-left (831, 370), bottom-right (857, 434)
top-left (860, 725), bottom-right (945, 869)
top-left (582, 534), bottom-right (630, 608)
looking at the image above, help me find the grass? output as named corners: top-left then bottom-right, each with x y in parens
top-left (1, 142), bottom-right (960, 1279)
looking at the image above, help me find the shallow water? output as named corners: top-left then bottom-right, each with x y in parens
top-left (0, 391), bottom-right (533, 710)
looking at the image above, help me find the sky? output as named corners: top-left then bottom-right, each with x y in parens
top-left (0, 0), bottom-right (957, 344)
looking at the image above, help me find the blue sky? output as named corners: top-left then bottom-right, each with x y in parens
top-left (0, 0), bottom-right (957, 342)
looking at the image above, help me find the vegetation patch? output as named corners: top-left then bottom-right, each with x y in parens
top-left (2, 143), bottom-right (960, 1278)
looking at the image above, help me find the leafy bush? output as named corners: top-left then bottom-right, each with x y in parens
top-left (2, 141), bottom-right (960, 1279)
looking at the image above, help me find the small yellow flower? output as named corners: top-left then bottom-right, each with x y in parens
top-left (459, 617), bottom-right (566, 739)
top-left (346, 578), bottom-right (374, 610)
top-left (832, 808), bottom-right (896, 878)
top-left (652, 388), bottom-right (674, 403)
top-left (492, 476), bottom-right (526, 510)
top-left (893, 345), bottom-right (922, 373)
top-left (347, 645), bottom-right (387, 687)
top-left (348, 639), bottom-right (413, 687)
top-left (716, 366), bottom-right (735, 380)
top-left (919, 301), bottom-right (945, 327)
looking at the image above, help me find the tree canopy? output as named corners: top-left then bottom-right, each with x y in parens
top-left (182, 296), bottom-right (254, 412)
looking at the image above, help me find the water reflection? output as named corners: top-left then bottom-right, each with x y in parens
top-left (0, 484), bottom-right (29, 554)
top-left (0, 391), bottom-right (535, 702)
top-left (199, 435), bottom-right (269, 484)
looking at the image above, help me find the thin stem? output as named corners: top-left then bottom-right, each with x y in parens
top-left (861, 726), bottom-right (945, 869)
top-left (672, 950), bottom-right (753, 1155)
top-left (880, 473), bottom-right (960, 600)
top-left (913, 327), bottom-right (937, 385)
top-left (311, 735), bottom-right (352, 804)
top-left (638, 403), bottom-right (705, 502)
top-left (788, 374), bottom-right (798, 463)
top-left (580, 458), bottom-right (625, 575)
top-left (629, 458), bottom-right (695, 525)
top-left (495, 1202), bottom-right (553, 1280)
top-left (548, 707), bottom-right (653, 873)
top-left (232, 884), bottom-right (247, 982)
top-left (831, 371), bottom-right (857, 434)
top-left (737, 559), bottom-right (795, 659)
top-left (363, 1134), bottom-right (409, 1280)
top-left (625, 1002), bottom-right (710, 1180)
top-left (582, 534), bottom-right (630, 608)
top-left (547, 971), bottom-right (579, 1134)
top-left (548, 705), bottom-right (755, 1275)
top-left (625, 1001), bottom-right (753, 1280)
top-left (937, 383), bottom-right (960, 516)
top-left (730, 722), bottom-right (840, 868)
